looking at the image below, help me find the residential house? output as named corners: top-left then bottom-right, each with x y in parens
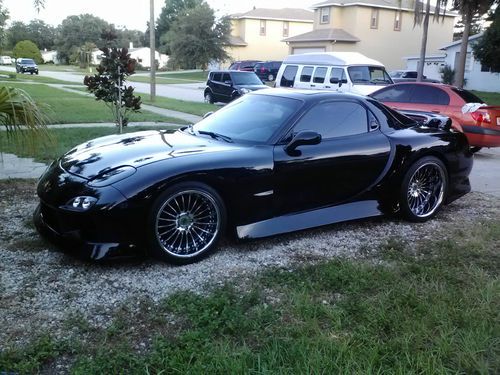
top-left (227, 8), bottom-right (314, 62)
top-left (41, 50), bottom-right (60, 64)
top-left (283, 0), bottom-right (457, 70)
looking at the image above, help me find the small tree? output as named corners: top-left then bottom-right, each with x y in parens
top-left (84, 48), bottom-right (141, 134)
top-left (473, 6), bottom-right (500, 72)
top-left (440, 65), bottom-right (455, 84)
top-left (13, 40), bottom-right (43, 63)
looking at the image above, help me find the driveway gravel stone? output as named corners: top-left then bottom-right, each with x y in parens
top-left (1, 179), bottom-right (498, 350)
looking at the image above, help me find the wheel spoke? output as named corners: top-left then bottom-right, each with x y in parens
top-left (406, 162), bottom-right (445, 218)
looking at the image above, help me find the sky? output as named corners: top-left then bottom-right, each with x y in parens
top-left (3, 0), bottom-right (320, 30)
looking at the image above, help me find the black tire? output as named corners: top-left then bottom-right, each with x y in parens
top-left (470, 146), bottom-right (482, 153)
top-left (399, 156), bottom-right (448, 222)
top-left (30, 72), bottom-right (34, 75)
top-left (147, 182), bottom-right (226, 264)
top-left (204, 91), bottom-right (215, 104)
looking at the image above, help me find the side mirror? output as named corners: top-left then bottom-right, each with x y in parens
top-left (203, 111), bottom-right (213, 119)
top-left (284, 131), bottom-right (321, 155)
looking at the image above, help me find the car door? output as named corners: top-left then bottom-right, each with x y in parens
top-left (273, 100), bottom-right (392, 215)
top-left (220, 72), bottom-right (234, 101)
top-left (310, 66), bottom-right (329, 90)
top-left (329, 67), bottom-right (349, 93)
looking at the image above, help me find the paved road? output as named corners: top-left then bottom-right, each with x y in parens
top-left (469, 147), bottom-right (500, 197)
top-left (2, 66), bottom-right (205, 102)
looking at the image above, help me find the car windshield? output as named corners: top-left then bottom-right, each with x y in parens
top-left (348, 66), bottom-right (393, 85)
top-left (191, 94), bottom-right (302, 143)
top-left (232, 72), bottom-right (263, 85)
top-left (21, 59), bottom-right (35, 64)
top-left (451, 88), bottom-right (485, 104)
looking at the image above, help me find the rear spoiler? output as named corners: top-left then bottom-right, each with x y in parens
top-left (398, 110), bottom-right (452, 131)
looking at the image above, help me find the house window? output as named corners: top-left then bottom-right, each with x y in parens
top-left (320, 7), bottom-right (330, 24)
top-left (260, 20), bottom-right (266, 36)
top-left (394, 11), bottom-right (402, 31)
top-left (371, 9), bottom-right (379, 29)
top-left (283, 21), bottom-right (289, 37)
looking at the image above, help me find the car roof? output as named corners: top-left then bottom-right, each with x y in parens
top-left (249, 88), bottom-right (367, 102)
top-left (388, 81), bottom-right (455, 90)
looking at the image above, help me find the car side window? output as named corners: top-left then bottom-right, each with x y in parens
top-left (371, 86), bottom-right (411, 102)
top-left (312, 67), bottom-right (328, 83)
top-left (330, 68), bottom-right (345, 83)
top-left (213, 73), bottom-right (222, 82)
top-left (409, 85), bottom-right (450, 105)
top-left (293, 101), bottom-right (368, 139)
top-left (280, 65), bottom-right (298, 87)
top-left (300, 66), bottom-right (314, 82)
top-left (222, 73), bottom-right (231, 83)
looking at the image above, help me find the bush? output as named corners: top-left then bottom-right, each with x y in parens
top-left (440, 65), bottom-right (455, 84)
top-left (13, 40), bottom-right (43, 64)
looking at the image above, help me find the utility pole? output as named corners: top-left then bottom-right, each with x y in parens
top-left (150, 0), bottom-right (156, 101)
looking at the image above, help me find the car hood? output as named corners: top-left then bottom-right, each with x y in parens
top-left (60, 129), bottom-right (241, 180)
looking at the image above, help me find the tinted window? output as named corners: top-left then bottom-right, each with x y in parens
top-left (313, 67), bottom-right (327, 83)
top-left (21, 59), bottom-right (35, 64)
top-left (222, 73), bottom-right (231, 82)
top-left (330, 68), bottom-right (345, 83)
top-left (280, 65), bottom-right (298, 87)
top-left (368, 99), bottom-right (416, 128)
top-left (451, 88), bottom-right (485, 103)
top-left (371, 86), bottom-right (411, 102)
top-left (300, 66), bottom-right (314, 82)
top-left (213, 73), bottom-right (222, 82)
top-left (232, 72), bottom-right (263, 85)
top-left (293, 101), bottom-right (368, 139)
top-left (273, 62), bottom-right (282, 69)
top-left (409, 85), bottom-right (450, 105)
top-left (192, 95), bottom-right (302, 143)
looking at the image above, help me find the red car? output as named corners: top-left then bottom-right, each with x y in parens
top-left (371, 82), bottom-right (500, 149)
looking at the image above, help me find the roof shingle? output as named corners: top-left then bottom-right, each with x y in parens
top-left (283, 28), bottom-right (359, 43)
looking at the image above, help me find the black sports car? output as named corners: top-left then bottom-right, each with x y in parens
top-left (34, 90), bottom-right (473, 264)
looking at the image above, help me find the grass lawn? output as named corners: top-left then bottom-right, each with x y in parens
top-left (2, 83), bottom-right (188, 125)
top-left (0, 125), bottom-right (180, 163)
top-left (142, 95), bottom-right (219, 116)
top-left (38, 64), bottom-right (88, 74)
top-left (1, 219), bottom-right (498, 373)
top-left (473, 90), bottom-right (500, 105)
top-left (0, 70), bottom-right (78, 85)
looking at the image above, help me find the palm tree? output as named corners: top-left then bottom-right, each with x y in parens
top-left (410, 0), bottom-right (448, 81)
top-left (451, 0), bottom-right (496, 88)
top-left (0, 86), bottom-right (49, 151)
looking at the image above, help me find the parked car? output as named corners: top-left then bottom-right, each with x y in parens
top-left (16, 58), bottom-right (39, 74)
top-left (228, 60), bottom-right (261, 71)
top-left (370, 82), bottom-right (500, 149)
top-left (34, 89), bottom-right (472, 264)
top-left (0, 56), bottom-right (12, 65)
top-left (275, 52), bottom-right (393, 95)
top-left (204, 70), bottom-right (268, 104)
top-left (389, 70), bottom-right (441, 83)
top-left (254, 61), bottom-right (282, 81)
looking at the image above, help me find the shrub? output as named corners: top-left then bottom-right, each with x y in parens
top-left (440, 65), bottom-right (455, 85)
top-left (13, 40), bottom-right (43, 64)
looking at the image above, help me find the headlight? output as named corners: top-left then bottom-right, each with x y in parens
top-left (239, 88), bottom-right (250, 94)
top-left (62, 196), bottom-right (98, 211)
top-left (88, 165), bottom-right (136, 187)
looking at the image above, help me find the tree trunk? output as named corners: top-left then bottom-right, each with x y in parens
top-left (417, 0), bottom-right (431, 82)
top-left (150, 0), bottom-right (156, 102)
top-left (454, 8), bottom-right (472, 88)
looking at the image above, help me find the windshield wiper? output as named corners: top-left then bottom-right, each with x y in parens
top-left (198, 130), bottom-right (233, 143)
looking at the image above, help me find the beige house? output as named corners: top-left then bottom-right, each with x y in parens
top-left (284, 0), bottom-right (457, 70)
top-left (227, 8), bottom-right (314, 62)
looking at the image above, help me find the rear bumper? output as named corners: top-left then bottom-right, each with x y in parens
top-left (462, 125), bottom-right (500, 148)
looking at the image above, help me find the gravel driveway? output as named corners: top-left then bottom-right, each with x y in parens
top-left (1, 179), bottom-right (499, 350)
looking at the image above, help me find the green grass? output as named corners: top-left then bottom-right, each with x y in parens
top-left (1, 83), bottom-right (188, 124)
top-left (1, 219), bottom-right (498, 373)
top-left (0, 125), bottom-right (180, 163)
top-left (142, 95), bottom-right (218, 116)
top-left (38, 64), bottom-right (88, 74)
top-left (0, 70), bottom-right (77, 84)
top-left (472, 90), bottom-right (500, 105)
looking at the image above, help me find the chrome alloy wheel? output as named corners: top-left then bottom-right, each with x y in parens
top-left (155, 189), bottom-right (220, 258)
top-left (406, 162), bottom-right (446, 218)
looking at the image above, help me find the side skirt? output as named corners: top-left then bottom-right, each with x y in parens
top-left (236, 200), bottom-right (383, 239)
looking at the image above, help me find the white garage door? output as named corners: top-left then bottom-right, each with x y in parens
top-left (292, 47), bottom-right (326, 54)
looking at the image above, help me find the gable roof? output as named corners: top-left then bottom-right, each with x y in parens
top-left (283, 28), bottom-right (359, 43)
top-left (311, 1), bottom-right (458, 17)
top-left (231, 8), bottom-right (314, 22)
top-left (440, 33), bottom-right (483, 50)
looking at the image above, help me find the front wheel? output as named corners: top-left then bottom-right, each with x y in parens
top-left (147, 182), bottom-right (226, 264)
top-left (399, 156), bottom-right (448, 222)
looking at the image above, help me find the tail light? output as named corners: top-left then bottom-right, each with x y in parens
top-left (471, 111), bottom-right (491, 125)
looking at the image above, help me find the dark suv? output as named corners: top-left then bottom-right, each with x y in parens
top-left (204, 70), bottom-right (268, 104)
top-left (228, 60), bottom-right (261, 72)
top-left (16, 58), bottom-right (39, 74)
top-left (253, 61), bottom-right (282, 81)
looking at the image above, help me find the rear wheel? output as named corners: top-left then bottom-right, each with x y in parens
top-left (147, 182), bottom-right (226, 264)
top-left (204, 91), bottom-right (214, 104)
top-left (399, 156), bottom-right (448, 222)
